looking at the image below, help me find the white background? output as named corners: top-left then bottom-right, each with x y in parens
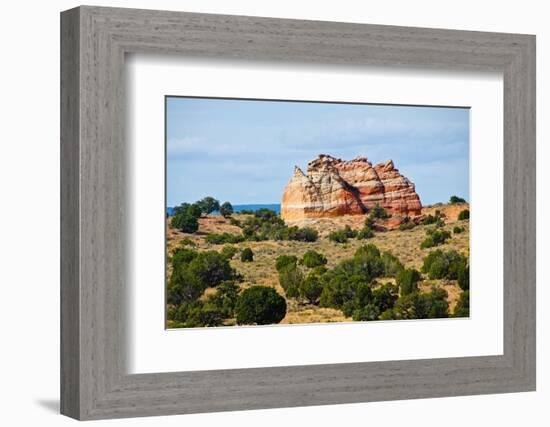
top-left (0, 1), bottom-right (547, 426)
top-left (128, 57), bottom-right (503, 373)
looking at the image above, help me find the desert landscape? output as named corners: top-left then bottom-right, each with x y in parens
top-left (166, 154), bottom-right (470, 328)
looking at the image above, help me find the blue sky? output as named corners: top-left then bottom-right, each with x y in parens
top-left (166, 97), bottom-right (469, 207)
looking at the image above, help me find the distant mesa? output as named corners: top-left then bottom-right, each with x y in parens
top-left (281, 154), bottom-right (422, 221)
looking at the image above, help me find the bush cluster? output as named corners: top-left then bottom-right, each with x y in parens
top-left (205, 232), bottom-right (245, 244)
top-left (421, 249), bottom-right (469, 290)
top-left (379, 287), bottom-right (449, 320)
top-left (168, 248), bottom-right (237, 306)
top-left (171, 204), bottom-right (200, 233)
top-left (170, 196), bottom-right (225, 233)
top-left (328, 225), bottom-right (357, 243)
top-left (421, 209), bottom-right (445, 227)
top-left (396, 268), bottom-right (421, 295)
top-left (167, 247), bottom-right (288, 327)
top-left (420, 228), bottom-right (451, 249)
top-left (273, 243), bottom-right (465, 322)
top-left (239, 209), bottom-right (318, 242)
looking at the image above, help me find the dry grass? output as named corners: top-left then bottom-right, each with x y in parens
top-left (167, 204), bottom-right (470, 324)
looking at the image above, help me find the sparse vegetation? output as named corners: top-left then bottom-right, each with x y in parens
top-left (420, 228), bottom-right (451, 249)
top-left (421, 209), bottom-right (445, 227)
top-left (399, 221), bottom-right (416, 231)
top-left (166, 199), bottom-right (470, 327)
top-left (328, 225), bottom-right (357, 243)
top-left (239, 209), bottom-right (318, 242)
top-left (453, 226), bottom-right (464, 234)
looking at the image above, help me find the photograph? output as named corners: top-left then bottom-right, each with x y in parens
top-left (165, 97), bottom-right (471, 328)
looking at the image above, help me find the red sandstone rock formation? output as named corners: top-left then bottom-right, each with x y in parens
top-left (281, 154), bottom-right (422, 221)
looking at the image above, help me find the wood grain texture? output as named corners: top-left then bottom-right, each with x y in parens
top-left (60, 6), bottom-right (536, 420)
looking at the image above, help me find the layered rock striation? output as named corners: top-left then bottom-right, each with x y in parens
top-left (281, 154), bottom-right (422, 221)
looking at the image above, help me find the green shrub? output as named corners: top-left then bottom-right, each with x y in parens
top-left (171, 211), bottom-right (199, 233)
top-left (357, 226), bottom-right (375, 239)
top-left (238, 209), bottom-right (317, 242)
top-left (299, 271), bottom-right (324, 304)
top-left (219, 201), bottom-right (234, 218)
top-left (275, 255), bottom-right (298, 272)
top-left (172, 300), bottom-right (224, 327)
top-left (319, 245), bottom-right (384, 310)
top-left (220, 245), bottom-right (238, 259)
top-left (453, 290), bottom-right (470, 317)
top-left (168, 249), bottom-right (236, 305)
top-left (278, 264), bottom-right (303, 298)
top-left (369, 204), bottom-right (390, 219)
top-left (420, 228), bottom-right (451, 248)
top-left (371, 283), bottom-right (399, 313)
top-left (240, 247), bottom-right (254, 262)
top-left (396, 268), bottom-right (421, 295)
top-left (229, 217), bottom-right (241, 227)
top-left (180, 237), bottom-right (196, 247)
top-left (170, 247), bottom-right (198, 271)
top-left (207, 281), bottom-right (240, 317)
top-left (328, 225), bottom-right (357, 243)
top-left (340, 282), bottom-right (373, 317)
top-left (235, 286), bottom-right (287, 325)
top-left (458, 209), bottom-right (470, 220)
top-left (352, 304), bottom-right (380, 321)
top-left (172, 202), bottom-right (190, 216)
top-left (449, 195), bottom-right (467, 204)
top-left (285, 226), bottom-right (319, 242)
top-left (381, 251), bottom-right (404, 277)
top-left (381, 287), bottom-right (449, 320)
top-left (421, 210), bottom-right (445, 227)
top-left (328, 229), bottom-right (349, 243)
top-left (399, 221), bottom-right (416, 231)
top-left (421, 249), bottom-right (468, 281)
top-left (300, 250), bottom-right (327, 268)
top-left (453, 226), bottom-right (464, 234)
top-left (205, 232), bottom-right (245, 244)
top-left (196, 196), bottom-right (220, 215)
top-left (457, 263), bottom-right (470, 291)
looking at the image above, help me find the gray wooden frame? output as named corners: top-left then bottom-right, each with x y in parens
top-left (60, 5), bottom-right (536, 420)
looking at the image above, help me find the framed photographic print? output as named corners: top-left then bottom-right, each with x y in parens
top-left (61, 6), bottom-right (536, 420)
